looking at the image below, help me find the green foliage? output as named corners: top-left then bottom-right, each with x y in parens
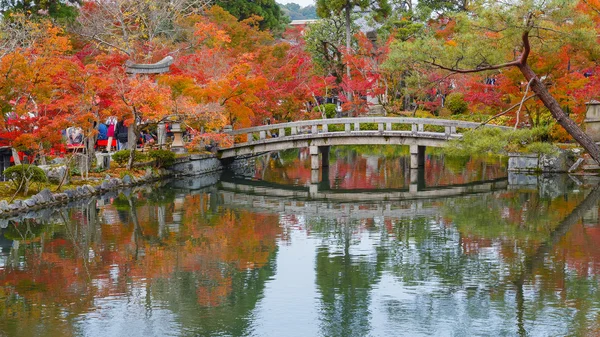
top-left (316, 0), bottom-right (391, 23)
top-left (280, 3), bottom-right (316, 20)
top-left (148, 149), bottom-right (176, 168)
top-left (1, 0), bottom-right (79, 20)
top-left (3, 164), bottom-right (47, 186)
top-left (444, 126), bottom-right (559, 157)
top-left (360, 122), bottom-right (378, 131)
top-left (112, 150), bottom-right (148, 167)
top-left (313, 104), bottom-right (338, 119)
top-left (3, 164), bottom-right (47, 194)
top-left (214, 0), bottom-right (289, 33)
top-left (445, 92), bottom-right (468, 115)
top-left (524, 142), bottom-right (560, 156)
top-left (304, 15), bottom-right (355, 80)
top-left (112, 150), bottom-right (131, 166)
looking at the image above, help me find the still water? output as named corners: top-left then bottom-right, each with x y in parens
top-left (0, 147), bottom-right (599, 337)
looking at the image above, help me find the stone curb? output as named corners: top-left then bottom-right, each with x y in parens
top-left (0, 154), bottom-right (224, 218)
top-left (0, 168), bottom-right (171, 218)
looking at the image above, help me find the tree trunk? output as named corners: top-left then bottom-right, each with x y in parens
top-left (518, 63), bottom-right (600, 163)
top-left (344, 1), bottom-right (352, 103)
top-left (11, 148), bottom-right (21, 165)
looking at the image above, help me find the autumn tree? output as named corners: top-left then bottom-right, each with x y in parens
top-left (215, 0), bottom-right (289, 33)
top-left (388, 0), bottom-right (600, 162)
top-left (0, 22), bottom-right (76, 162)
top-left (304, 14), bottom-right (354, 85)
top-left (73, 0), bottom-right (212, 60)
top-left (109, 72), bottom-right (172, 168)
top-left (0, 0), bottom-right (79, 19)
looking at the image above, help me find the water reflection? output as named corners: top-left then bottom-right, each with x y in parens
top-left (0, 155), bottom-right (600, 335)
top-left (249, 146), bottom-right (507, 189)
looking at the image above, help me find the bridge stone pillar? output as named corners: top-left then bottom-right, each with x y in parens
top-left (409, 168), bottom-right (425, 193)
top-left (410, 145), bottom-right (426, 169)
top-left (311, 169), bottom-right (320, 184)
top-left (310, 146), bottom-right (320, 170)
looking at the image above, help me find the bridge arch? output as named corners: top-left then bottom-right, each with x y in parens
top-left (219, 117), bottom-right (508, 170)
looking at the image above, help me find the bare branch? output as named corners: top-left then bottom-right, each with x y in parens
top-left (477, 94), bottom-right (537, 128)
top-left (514, 78), bottom-right (534, 130)
top-left (423, 59), bottom-right (521, 73)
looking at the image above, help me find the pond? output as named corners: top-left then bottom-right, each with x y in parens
top-left (0, 146), bottom-right (598, 336)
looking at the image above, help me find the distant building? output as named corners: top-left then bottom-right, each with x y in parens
top-left (289, 19), bottom-right (319, 34)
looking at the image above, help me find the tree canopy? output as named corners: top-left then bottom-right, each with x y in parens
top-left (215, 0), bottom-right (289, 34)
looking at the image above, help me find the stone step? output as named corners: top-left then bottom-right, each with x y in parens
top-left (582, 164), bottom-right (600, 171)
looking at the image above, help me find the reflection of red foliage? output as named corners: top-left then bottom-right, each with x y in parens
top-left (560, 224), bottom-right (600, 277)
top-left (461, 236), bottom-right (492, 255)
top-left (256, 150), bottom-right (505, 189)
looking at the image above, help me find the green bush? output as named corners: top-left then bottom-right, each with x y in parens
top-left (148, 149), bottom-right (176, 168)
top-left (445, 92), bottom-right (469, 115)
top-left (112, 150), bottom-right (131, 166)
top-left (3, 164), bottom-right (47, 195)
top-left (111, 150), bottom-right (147, 166)
top-left (312, 104), bottom-right (338, 119)
top-left (444, 126), bottom-right (559, 157)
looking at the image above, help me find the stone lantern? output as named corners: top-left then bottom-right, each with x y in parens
top-left (170, 119), bottom-right (187, 154)
top-left (584, 100), bottom-right (600, 142)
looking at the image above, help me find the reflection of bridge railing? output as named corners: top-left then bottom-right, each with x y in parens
top-left (219, 177), bottom-right (509, 202)
top-left (220, 117), bottom-right (509, 170)
top-left (218, 189), bottom-right (440, 220)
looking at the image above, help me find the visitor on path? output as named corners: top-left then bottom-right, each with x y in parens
top-left (106, 116), bottom-right (117, 152)
top-left (116, 120), bottom-right (128, 150)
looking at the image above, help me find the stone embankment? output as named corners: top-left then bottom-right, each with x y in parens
top-left (0, 154), bottom-right (223, 218)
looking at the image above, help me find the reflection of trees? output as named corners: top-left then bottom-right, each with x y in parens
top-left (0, 187), bottom-right (281, 337)
top-left (254, 146), bottom-right (506, 189)
top-left (151, 252), bottom-right (277, 336)
top-left (439, 186), bottom-right (600, 336)
top-left (310, 218), bottom-right (387, 337)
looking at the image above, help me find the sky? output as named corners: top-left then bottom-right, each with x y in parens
top-left (278, 0), bottom-right (315, 7)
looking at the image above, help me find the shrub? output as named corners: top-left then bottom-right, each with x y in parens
top-left (112, 150), bottom-right (131, 166)
top-left (3, 164), bottom-right (47, 195)
top-left (148, 149), bottom-right (176, 168)
top-left (312, 104), bottom-right (338, 119)
top-left (445, 92), bottom-right (469, 115)
top-left (111, 150), bottom-right (147, 166)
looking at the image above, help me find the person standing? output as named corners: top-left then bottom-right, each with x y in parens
top-left (106, 117), bottom-right (117, 152)
top-left (116, 120), bottom-right (128, 150)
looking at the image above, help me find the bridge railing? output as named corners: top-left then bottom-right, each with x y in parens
top-left (224, 117), bottom-right (509, 145)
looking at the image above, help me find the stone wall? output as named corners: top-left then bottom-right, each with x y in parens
top-left (508, 151), bottom-right (570, 173)
top-left (169, 154), bottom-right (223, 176)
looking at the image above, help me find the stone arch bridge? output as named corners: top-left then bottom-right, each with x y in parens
top-left (219, 117), bottom-right (509, 170)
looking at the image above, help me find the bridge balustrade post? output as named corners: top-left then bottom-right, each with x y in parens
top-left (354, 122), bottom-right (360, 131)
top-left (322, 123), bottom-right (328, 132)
top-left (279, 128), bottom-right (285, 138)
top-left (411, 123), bottom-right (417, 133)
top-left (386, 122), bottom-right (392, 131)
top-left (247, 133), bottom-right (253, 143)
top-left (345, 124), bottom-right (351, 133)
top-left (259, 131), bottom-right (266, 140)
top-left (378, 123), bottom-right (384, 132)
top-left (312, 125), bottom-right (318, 134)
top-left (418, 124), bottom-right (424, 132)
top-left (291, 126), bottom-right (297, 135)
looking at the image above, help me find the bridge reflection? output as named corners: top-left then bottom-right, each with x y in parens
top-left (219, 169), bottom-right (508, 201)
